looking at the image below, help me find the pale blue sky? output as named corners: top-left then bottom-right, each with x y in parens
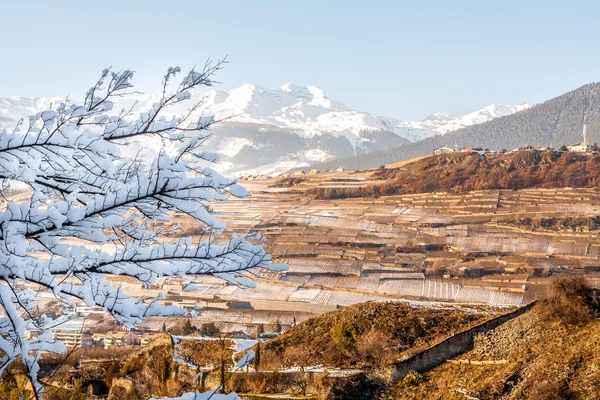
top-left (2, 0), bottom-right (598, 120)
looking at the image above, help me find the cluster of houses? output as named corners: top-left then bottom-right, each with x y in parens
top-left (51, 329), bottom-right (159, 349)
top-left (35, 278), bottom-right (290, 349)
top-left (433, 142), bottom-right (594, 155)
top-left (51, 323), bottom-right (283, 349)
top-left (432, 145), bottom-right (492, 155)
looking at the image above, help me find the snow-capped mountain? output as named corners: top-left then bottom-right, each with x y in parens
top-left (0, 96), bottom-right (66, 127)
top-left (391, 103), bottom-right (530, 141)
top-left (0, 85), bottom-right (528, 176)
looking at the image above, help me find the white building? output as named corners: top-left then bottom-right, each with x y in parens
top-left (566, 142), bottom-right (592, 152)
top-left (433, 146), bottom-right (455, 155)
top-left (76, 305), bottom-right (105, 316)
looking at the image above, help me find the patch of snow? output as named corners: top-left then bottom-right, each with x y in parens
top-left (227, 159), bottom-right (311, 178)
top-left (218, 138), bottom-right (254, 157)
top-left (304, 148), bottom-right (333, 163)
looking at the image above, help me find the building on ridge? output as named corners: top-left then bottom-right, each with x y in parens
top-left (433, 146), bottom-right (455, 155)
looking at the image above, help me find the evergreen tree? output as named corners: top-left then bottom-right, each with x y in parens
top-left (199, 322), bottom-right (220, 337)
top-left (182, 319), bottom-right (196, 335)
top-left (220, 353), bottom-right (225, 393)
top-left (254, 342), bottom-right (261, 372)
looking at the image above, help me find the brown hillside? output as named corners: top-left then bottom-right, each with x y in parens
top-left (309, 149), bottom-right (600, 199)
top-left (391, 281), bottom-right (600, 399)
top-left (261, 301), bottom-right (495, 369)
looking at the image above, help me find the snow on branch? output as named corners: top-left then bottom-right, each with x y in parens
top-left (0, 60), bottom-right (284, 398)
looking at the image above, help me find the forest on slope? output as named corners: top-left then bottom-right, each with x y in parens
top-left (310, 82), bottom-right (600, 171)
top-left (308, 149), bottom-right (600, 199)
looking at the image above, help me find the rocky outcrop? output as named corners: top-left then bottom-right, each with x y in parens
top-left (108, 378), bottom-right (143, 400)
top-left (66, 334), bottom-right (197, 399)
top-left (118, 334), bottom-right (197, 399)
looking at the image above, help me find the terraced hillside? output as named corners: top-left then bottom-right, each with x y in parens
top-left (146, 170), bottom-right (599, 308)
top-left (68, 158), bottom-right (600, 337)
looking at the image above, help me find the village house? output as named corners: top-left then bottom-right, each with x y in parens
top-left (231, 331), bottom-right (253, 339)
top-left (220, 324), bottom-right (260, 339)
top-left (159, 298), bottom-right (199, 311)
top-left (433, 146), bottom-right (455, 155)
top-left (75, 305), bottom-right (105, 317)
top-left (161, 278), bottom-right (184, 294)
top-left (567, 142), bottom-right (593, 152)
top-left (52, 330), bottom-right (90, 349)
top-left (140, 333), bottom-right (159, 346)
top-left (91, 331), bottom-right (143, 349)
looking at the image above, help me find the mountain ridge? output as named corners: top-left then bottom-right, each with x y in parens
top-left (0, 85), bottom-right (527, 176)
top-left (308, 82), bottom-right (600, 172)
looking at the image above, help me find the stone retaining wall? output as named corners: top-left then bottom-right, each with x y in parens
top-left (387, 301), bottom-right (536, 382)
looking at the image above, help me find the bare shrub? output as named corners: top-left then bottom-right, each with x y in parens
top-left (401, 371), bottom-right (425, 386)
top-left (424, 265), bottom-right (447, 277)
top-left (528, 380), bottom-right (576, 400)
top-left (543, 276), bottom-right (598, 325)
top-left (271, 177), bottom-right (305, 188)
top-left (530, 267), bottom-right (552, 278)
top-left (357, 329), bottom-right (393, 368)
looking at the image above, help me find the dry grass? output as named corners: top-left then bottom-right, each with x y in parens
top-left (389, 303), bottom-right (600, 399)
top-left (261, 301), bottom-right (489, 369)
top-left (543, 276), bottom-right (598, 325)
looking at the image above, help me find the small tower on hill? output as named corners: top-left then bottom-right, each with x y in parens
top-left (583, 111), bottom-right (588, 146)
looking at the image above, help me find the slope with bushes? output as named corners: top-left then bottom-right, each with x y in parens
top-left (260, 301), bottom-right (494, 370)
top-left (390, 277), bottom-right (600, 399)
top-left (309, 149), bottom-right (600, 199)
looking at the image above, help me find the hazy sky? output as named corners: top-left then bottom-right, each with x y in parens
top-left (2, 0), bottom-right (599, 120)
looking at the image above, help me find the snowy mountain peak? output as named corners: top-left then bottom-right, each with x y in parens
top-left (422, 112), bottom-right (456, 122)
top-left (0, 85), bottom-right (528, 144)
top-left (280, 83), bottom-right (324, 97)
top-left (401, 102), bottom-right (531, 137)
top-left (279, 83), bottom-right (310, 94)
top-left (0, 86), bottom-right (529, 176)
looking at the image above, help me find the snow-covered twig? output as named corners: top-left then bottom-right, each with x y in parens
top-left (0, 62), bottom-right (284, 397)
